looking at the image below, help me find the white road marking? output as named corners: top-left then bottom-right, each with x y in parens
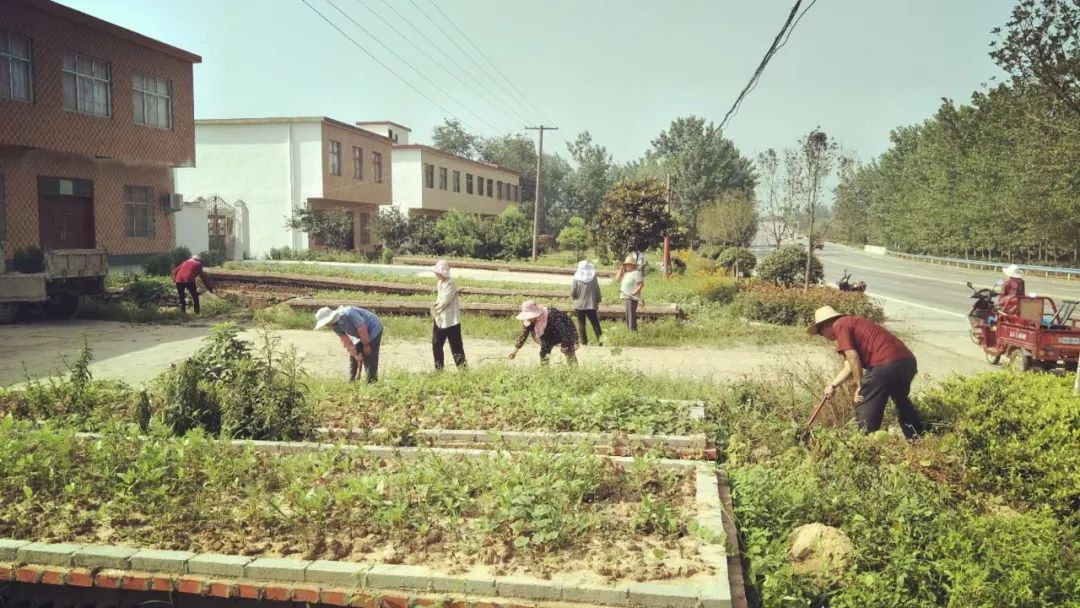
top-left (866, 292), bottom-right (967, 319)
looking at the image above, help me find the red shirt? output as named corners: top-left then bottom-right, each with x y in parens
top-left (832, 316), bottom-right (914, 368)
top-left (172, 258), bottom-right (203, 283)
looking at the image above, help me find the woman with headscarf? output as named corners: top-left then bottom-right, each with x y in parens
top-left (431, 259), bottom-right (467, 370)
top-left (998, 264), bottom-right (1026, 314)
top-left (508, 300), bottom-right (578, 364)
top-left (570, 260), bottom-right (602, 346)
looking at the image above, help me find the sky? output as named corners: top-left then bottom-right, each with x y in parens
top-left (56, 0), bottom-right (1016, 166)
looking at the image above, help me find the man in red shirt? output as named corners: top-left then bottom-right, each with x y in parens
top-left (171, 254), bottom-right (215, 314)
top-left (808, 306), bottom-right (925, 438)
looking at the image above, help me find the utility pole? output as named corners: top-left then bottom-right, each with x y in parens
top-left (664, 175), bottom-right (673, 278)
top-left (526, 125), bottom-right (558, 261)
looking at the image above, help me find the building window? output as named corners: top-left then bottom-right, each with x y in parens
top-left (328, 140), bottom-right (341, 175)
top-left (466, 173), bottom-right (473, 195)
top-left (132, 72), bottom-right (171, 129)
top-left (486, 178), bottom-right (493, 197)
top-left (61, 52), bottom-right (110, 117)
top-left (353, 146), bottom-right (364, 179)
top-left (373, 151), bottom-right (383, 182)
top-left (424, 163), bottom-right (435, 188)
top-left (453, 170), bottom-right (461, 193)
top-left (0, 30), bottom-right (32, 102)
top-left (513, 184), bottom-right (519, 202)
top-left (360, 212), bottom-right (371, 245)
top-left (497, 181), bottom-right (504, 200)
top-left (438, 167), bottom-right (448, 190)
top-left (123, 186), bottom-right (154, 238)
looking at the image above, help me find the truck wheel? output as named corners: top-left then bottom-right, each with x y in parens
top-left (1009, 350), bottom-right (1032, 373)
top-left (0, 303), bottom-right (18, 324)
top-left (44, 293), bottom-right (79, 319)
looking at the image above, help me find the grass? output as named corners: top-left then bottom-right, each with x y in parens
top-left (0, 419), bottom-right (700, 578)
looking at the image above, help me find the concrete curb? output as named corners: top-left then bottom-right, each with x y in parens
top-left (0, 464), bottom-right (731, 607)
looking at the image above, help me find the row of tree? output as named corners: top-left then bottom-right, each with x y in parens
top-left (829, 0), bottom-right (1080, 265)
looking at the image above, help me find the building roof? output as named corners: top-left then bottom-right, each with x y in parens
top-left (21, 0), bottom-right (202, 63)
top-left (395, 144), bottom-right (521, 177)
top-left (195, 117), bottom-right (394, 142)
top-left (355, 121), bottom-right (413, 132)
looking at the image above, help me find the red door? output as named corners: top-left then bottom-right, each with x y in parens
top-left (39, 195), bottom-right (94, 250)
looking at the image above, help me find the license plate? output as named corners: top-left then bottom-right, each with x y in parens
top-left (1061, 337), bottom-right (1080, 345)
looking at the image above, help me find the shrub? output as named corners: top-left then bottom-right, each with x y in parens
top-left (920, 373), bottom-right (1080, 519)
top-left (197, 249), bottom-right (225, 267)
top-left (380, 247), bottom-right (394, 264)
top-left (372, 206), bottom-right (410, 252)
top-left (143, 247), bottom-right (191, 276)
top-left (11, 246), bottom-right (45, 273)
top-left (286, 208), bottom-right (354, 250)
top-left (734, 282), bottom-right (885, 326)
top-left (268, 246), bottom-right (294, 260)
top-left (492, 206), bottom-right (533, 259)
top-left (407, 217), bottom-right (440, 254)
top-left (119, 275), bottom-right (171, 308)
top-left (758, 246), bottom-right (823, 287)
top-left (698, 244), bottom-right (724, 260)
top-left (155, 324), bottom-right (313, 440)
top-left (558, 217), bottom-right (591, 258)
top-left (717, 247), bottom-right (757, 277)
top-left (689, 275), bottom-right (739, 303)
top-left (435, 210), bottom-right (485, 257)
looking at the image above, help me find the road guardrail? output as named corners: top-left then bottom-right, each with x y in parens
top-left (886, 250), bottom-right (1080, 281)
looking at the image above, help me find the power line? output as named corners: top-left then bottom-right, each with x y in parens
top-left (405, 0), bottom-right (542, 125)
top-left (718, 0), bottom-right (816, 131)
top-left (426, 0), bottom-right (551, 124)
top-left (352, 0), bottom-right (534, 126)
top-left (321, 0), bottom-right (502, 134)
top-left (298, 0), bottom-right (490, 135)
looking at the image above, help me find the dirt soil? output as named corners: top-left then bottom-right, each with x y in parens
top-left (1, 319), bottom-right (988, 389)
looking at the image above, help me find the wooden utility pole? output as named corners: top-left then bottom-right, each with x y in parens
top-left (526, 125), bottom-right (558, 261)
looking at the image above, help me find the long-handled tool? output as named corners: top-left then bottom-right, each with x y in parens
top-left (797, 394), bottom-right (831, 444)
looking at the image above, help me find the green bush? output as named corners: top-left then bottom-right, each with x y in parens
top-left (380, 247), bottom-right (394, 264)
top-left (734, 282), bottom-right (885, 326)
top-left (698, 244), bottom-right (724, 260)
top-left (717, 247), bottom-right (757, 277)
top-left (558, 217), bottom-right (592, 258)
top-left (197, 250), bottom-right (225, 267)
top-left (119, 275), bottom-right (171, 308)
top-left (758, 246), bottom-right (823, 287)
top-left (143, 247), bottom-right (192, 276)
top-left (435, 210), bottom-right (485, 258)
top-left (11, 246), bottom-right (45, 273)
top-left (268, 246), bottom-right (294, 260)
top-left (492, 206), bottom-right (533, 259)
top-left (921, 373), bottom-right (1080, 519)
top-left (155, 324), bottom-right (312, 440)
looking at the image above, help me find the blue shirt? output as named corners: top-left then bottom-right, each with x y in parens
top-left (333, 307), bottom-right (382, 344)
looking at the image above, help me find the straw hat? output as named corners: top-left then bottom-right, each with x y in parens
top-left (623, 254), bottom-right (637, 265)
top-left (806, 306), bottom-right (845, 335)
top-left (515, 300), bottom-right (545, 321)
top-left (432, 259), bottom-right (451, 278)
top-left (1002, 264), bottom-right (1024, 279)
top-left (313, 306), bottom-right (344, 330)
top-left (191, 254), bottom-right (202, 261)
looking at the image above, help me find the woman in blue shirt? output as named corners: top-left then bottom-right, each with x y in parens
top-left (314, 306), bottom-right (384, 383)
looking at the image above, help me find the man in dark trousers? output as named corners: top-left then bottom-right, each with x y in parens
top-left (808, 306), bottom-right (925, 438)
top-left (171, 254), bottom-right (215, 314)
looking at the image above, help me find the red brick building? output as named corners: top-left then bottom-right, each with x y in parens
top-left (0, 0), bottom-right (200, 265)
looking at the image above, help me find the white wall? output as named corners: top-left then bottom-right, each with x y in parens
top-left (174, 202), bottom-right (209, 254)
top-left (174, 121), bottom-right (322, 258)
top-left (391, 148), bottom-right (423, 216)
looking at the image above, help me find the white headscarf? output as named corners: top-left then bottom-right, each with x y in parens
top-left (573, 260), bottom-right (596, 283)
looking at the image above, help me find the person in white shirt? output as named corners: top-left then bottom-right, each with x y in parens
top-left (431, 260), bottom-right (467, 370)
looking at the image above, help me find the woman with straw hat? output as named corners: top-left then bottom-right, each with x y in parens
top-left (808, 306), bottom-right (924, 439)
top-left (314, 305), bottom-right (383, 383)
top-left (430, 259), bottom-right (467, 370)
top-left (998, 264), bottom-right (1026, 314)
top-left (508, 300), bottom-right (579, 364)
top-left (570, 260), bottom-right (603, 346)
top-left (616, 254), bottom-right (645, 331)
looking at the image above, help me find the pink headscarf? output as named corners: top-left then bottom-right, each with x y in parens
top-left (515, 300), bottom-right (549, 341)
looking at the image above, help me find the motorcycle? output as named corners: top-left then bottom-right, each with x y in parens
top-left (966, 280), bottom-right (1000, 344)
top-left (837, 270), bottom-right (867, 293)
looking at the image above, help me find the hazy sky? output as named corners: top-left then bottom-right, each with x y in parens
top-left (57, 0), bottom-right (1015, 165)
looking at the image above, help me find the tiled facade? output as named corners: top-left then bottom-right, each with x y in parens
top-left (0, 0), bottom-right (199, 261)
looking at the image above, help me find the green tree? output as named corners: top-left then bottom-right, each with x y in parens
top-left (434, 210), bottom-right (484, 258)
top-left (491, 206), bottom-right (533, 259)
top-left (286, 208), bottom-right (353, 250)
top-left (650, 116), bottom-right (757, 239)
top-left (593, 178), bottom-right (674, 259)
top-left (557, 217), bottom-right (591, 258)
top-left (372, 207), bottom-right (410, 252)
top-left (565, 131), bottom-right (614, 222)
top-left (698, 190), bottom-right (758, 247)
top-left (758, 246), bottom-right (823, 288)
top-left (991, 0), bottom-right (1080, 117)
top-left (431, 119), bottom-right (480, 159)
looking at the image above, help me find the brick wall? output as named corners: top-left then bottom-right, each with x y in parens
top-left (0, 147), bottom-right (175, 258)
top-left (0, 0), bottom-right (197, 167)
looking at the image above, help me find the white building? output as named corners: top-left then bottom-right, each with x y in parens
top-left (174, 117), bottom-right (394, 259)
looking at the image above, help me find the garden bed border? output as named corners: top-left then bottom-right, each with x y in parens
top-left (0, 462), bottom-right (730, 607)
